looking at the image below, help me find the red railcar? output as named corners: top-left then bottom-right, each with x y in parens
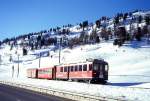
top-left (56, 59), bottom-right (109, 83)
top-left (37, 67), bottom-right (55, 79)
top-left (27, 68), bottom-right (38, 78)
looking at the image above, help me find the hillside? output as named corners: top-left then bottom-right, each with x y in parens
top-left (0, 10), bottom-right (150, 100)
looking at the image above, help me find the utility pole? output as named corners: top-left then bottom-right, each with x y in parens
top-left (0, 55), bottom-right (1, 67)
top-left (39, 53), bottom-right (41, 68)
top-left (12, 65), bottom-right (14, 78)
top-left (59, 38), bottom-right (62, 64)
top-left (17, 54), bottom-right (20, 78)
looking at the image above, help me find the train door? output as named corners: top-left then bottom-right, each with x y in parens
top-left (35, 69), bottom-right (38, 78)
top-left (99, 64), bottom-right (104, 79)
top-left (67, 66), bottom-right (70, 80)
top-left (93, 63), bottom-right (104, 81)
top-left (92, 63), bottom-right (99, 78)
top-left (99, 64), bottom-right (109, 81)
top-left (52, 66), bottom-right (56, 80)
top-left (104, 64), bottom-right (109, 80)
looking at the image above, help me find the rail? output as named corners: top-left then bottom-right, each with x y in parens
top-left (0, 80), bottom-right (125, 101)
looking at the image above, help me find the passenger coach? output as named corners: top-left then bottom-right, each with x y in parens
top-left (27, 68), bottom-right (38, 78)
top-left (56, 59), bottom-right (109, 83)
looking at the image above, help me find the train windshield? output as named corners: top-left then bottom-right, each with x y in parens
top-left (93, 63), bottom-right (108, 71)
top-left (93, 63), bottom-right (101, 71)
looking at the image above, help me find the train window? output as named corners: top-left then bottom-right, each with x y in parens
top-left (40, 70), bottom-right (43, 74)
top-left (75, 65), bottom-right (78, 71)
top-left (50, 69), bottom-right (52, 72)
top-left (64, 67), bottom-right (67, 72)
top-left (40, 70), bottom-right (42, 74)
top-left (45, 70), bottom-right (47, 73)
top-left (38, 70), bottom-right (41, 74)
top-left (93, 64), bottom-right (98, 71)
top-left (105, 65), bottom-right (108, 71)
top-left (60, 67), bottom-right (63, 72)
top-left (47, 69), bottom-right (49, 73)
top-left (89, 64), bottom-right (92, 71)
top-left (45, 70), bottom-right (47, 74)
top-left (83, 64), bottom-right (87, 71)
top-left (68, 66), bottom-right (70, 72)
top-left (55, 67), bottom-right (57, 72)
top-left (79, 65), bottom-right (82, 71)
top-left (48, 69), bottom-right (50, 73)
top-left (71, 66), bottom-right (74, 72)
top-left (73, 66), bottom-right (75, 72)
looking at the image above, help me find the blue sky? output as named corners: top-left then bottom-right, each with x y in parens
top-left (0, 0), bottom-right (150, 41)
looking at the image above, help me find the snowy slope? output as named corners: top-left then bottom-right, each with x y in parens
top-left (1, 38), bottom-right (150, 100)
top-left (1, 10), bottom-right (150, 100)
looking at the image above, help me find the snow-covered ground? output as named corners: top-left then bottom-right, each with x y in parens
top-left (0, 38), bottom-right (150, 101)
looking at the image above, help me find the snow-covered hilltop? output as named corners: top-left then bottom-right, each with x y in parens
top-left (0, 10), bottom-right (150, 101)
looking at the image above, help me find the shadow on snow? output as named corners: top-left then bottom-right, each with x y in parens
top-left (108, 82), bottom-right (149, 87)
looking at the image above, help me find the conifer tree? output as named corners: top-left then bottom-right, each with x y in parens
top-left (95, 20), bottom-right (101, 28)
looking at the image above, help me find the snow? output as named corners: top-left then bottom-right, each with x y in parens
top-left (133, 11), bottom-right (146, 16)
top-left (1, 39), bottom-right (150, 101)
top-left (1, 11), bottom-right (150, 101)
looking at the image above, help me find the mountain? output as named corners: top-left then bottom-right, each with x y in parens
top-left (0, 10), bottom-right (150, 100)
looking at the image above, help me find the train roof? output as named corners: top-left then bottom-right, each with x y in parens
top-left (56, 59), bottom-right (108, 66)
top-left (93, 59), bottom-right (108, 65)
top-left (27, 68), bottom-right (38, 71)
top-left (38, 67), bottom-right (53, 70)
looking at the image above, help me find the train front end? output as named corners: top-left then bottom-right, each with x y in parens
top-left (92, 59), bottom-right (109, 83)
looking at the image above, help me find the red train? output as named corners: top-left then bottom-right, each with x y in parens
top-left (27, 59), bottom-right (109, 83)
